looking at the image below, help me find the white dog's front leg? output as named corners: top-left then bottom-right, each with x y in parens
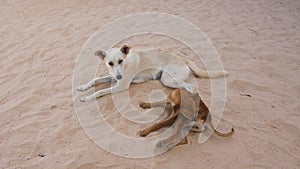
top-left (80, 80), bottom-right (130, 102)
top-left (78, 75), bottom-right (115, 91)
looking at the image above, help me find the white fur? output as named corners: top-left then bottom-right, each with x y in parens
top-left (78, 46), bottom-right (228, 102)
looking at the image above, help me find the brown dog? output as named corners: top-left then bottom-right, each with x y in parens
top-left (139, 88), bottom-right (234, 150)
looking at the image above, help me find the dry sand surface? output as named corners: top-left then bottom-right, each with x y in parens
top-left (1, 0), bottom-right (300, 168)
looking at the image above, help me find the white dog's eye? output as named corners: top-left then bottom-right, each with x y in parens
top-left (108, 62), bottom-right (114, 66)
top-left (118, 60), bottom-right (123, 64)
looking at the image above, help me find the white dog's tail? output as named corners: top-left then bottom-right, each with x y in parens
top-left (186, 61), bottom-right (229, 78)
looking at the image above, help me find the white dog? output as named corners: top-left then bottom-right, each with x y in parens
top-left (78, 45), bottom-right (228, 102)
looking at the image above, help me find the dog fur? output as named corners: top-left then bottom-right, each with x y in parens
top-left (78, 45), bottom-right (228, 102)
top-left (139, 88), bottom-right (234, 150)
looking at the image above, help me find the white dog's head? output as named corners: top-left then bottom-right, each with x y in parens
top-left (95, 45), bottom-right (130, 80)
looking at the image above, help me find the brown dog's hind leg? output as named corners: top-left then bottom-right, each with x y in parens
top-left (177, 137), bottom-right (188, 145)
top-left (139, 114), bottom-right (178, 137)
top-left (190, 121), bottom-right (205, 132)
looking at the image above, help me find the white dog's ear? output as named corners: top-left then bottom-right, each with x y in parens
top-left (95, 50), bottom-right (106, 60)
top-left (120, 45), bottom-right (131, 55)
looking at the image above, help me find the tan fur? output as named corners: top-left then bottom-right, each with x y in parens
top-left (139, 88), bottom-right (234, 150)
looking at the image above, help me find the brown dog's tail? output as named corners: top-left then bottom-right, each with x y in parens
top-left (206, 114), bottom-right (234, 137)
top-left (186, 60), bottom-right (229, 78)
top-left (212, 127), bottom-right (234, 137)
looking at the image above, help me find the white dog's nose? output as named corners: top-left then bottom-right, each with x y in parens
top-left (116, 75), bottom-right (122, 80)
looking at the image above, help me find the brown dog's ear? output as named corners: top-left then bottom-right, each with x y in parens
top-left (120, 45), bottom-right (131, 55)
top-left (95, 50), bottom-right (106, 60)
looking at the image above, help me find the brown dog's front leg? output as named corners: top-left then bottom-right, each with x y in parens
top-left (139, 115), bottom-right (177, 137)
top-left (139, 99), bottom-right (170, 109)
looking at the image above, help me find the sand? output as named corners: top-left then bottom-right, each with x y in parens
top-left (1, 0), bottom-right (300, 168)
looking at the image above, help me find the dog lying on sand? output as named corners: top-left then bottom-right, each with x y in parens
top-left (78, 45), bottom-right (228, 102)
top-left (139, 88), bottom-right (234, 150)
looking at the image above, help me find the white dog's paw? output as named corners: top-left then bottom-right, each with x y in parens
top-left (80, 97), bottom-right (89, 102)
top-left (77, 85), bottom-right (88, 91)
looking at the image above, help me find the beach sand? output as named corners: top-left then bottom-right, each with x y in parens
top-left (0, 0), bottom-right (299, 168)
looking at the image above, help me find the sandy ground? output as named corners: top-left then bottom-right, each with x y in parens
top-left (1, 0), bottom-right (300, 168)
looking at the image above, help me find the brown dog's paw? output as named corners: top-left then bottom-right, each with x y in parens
top-left (138, 130), bottom-right (149, 137)
top-left (139, 102), bottom-right (151, 109)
